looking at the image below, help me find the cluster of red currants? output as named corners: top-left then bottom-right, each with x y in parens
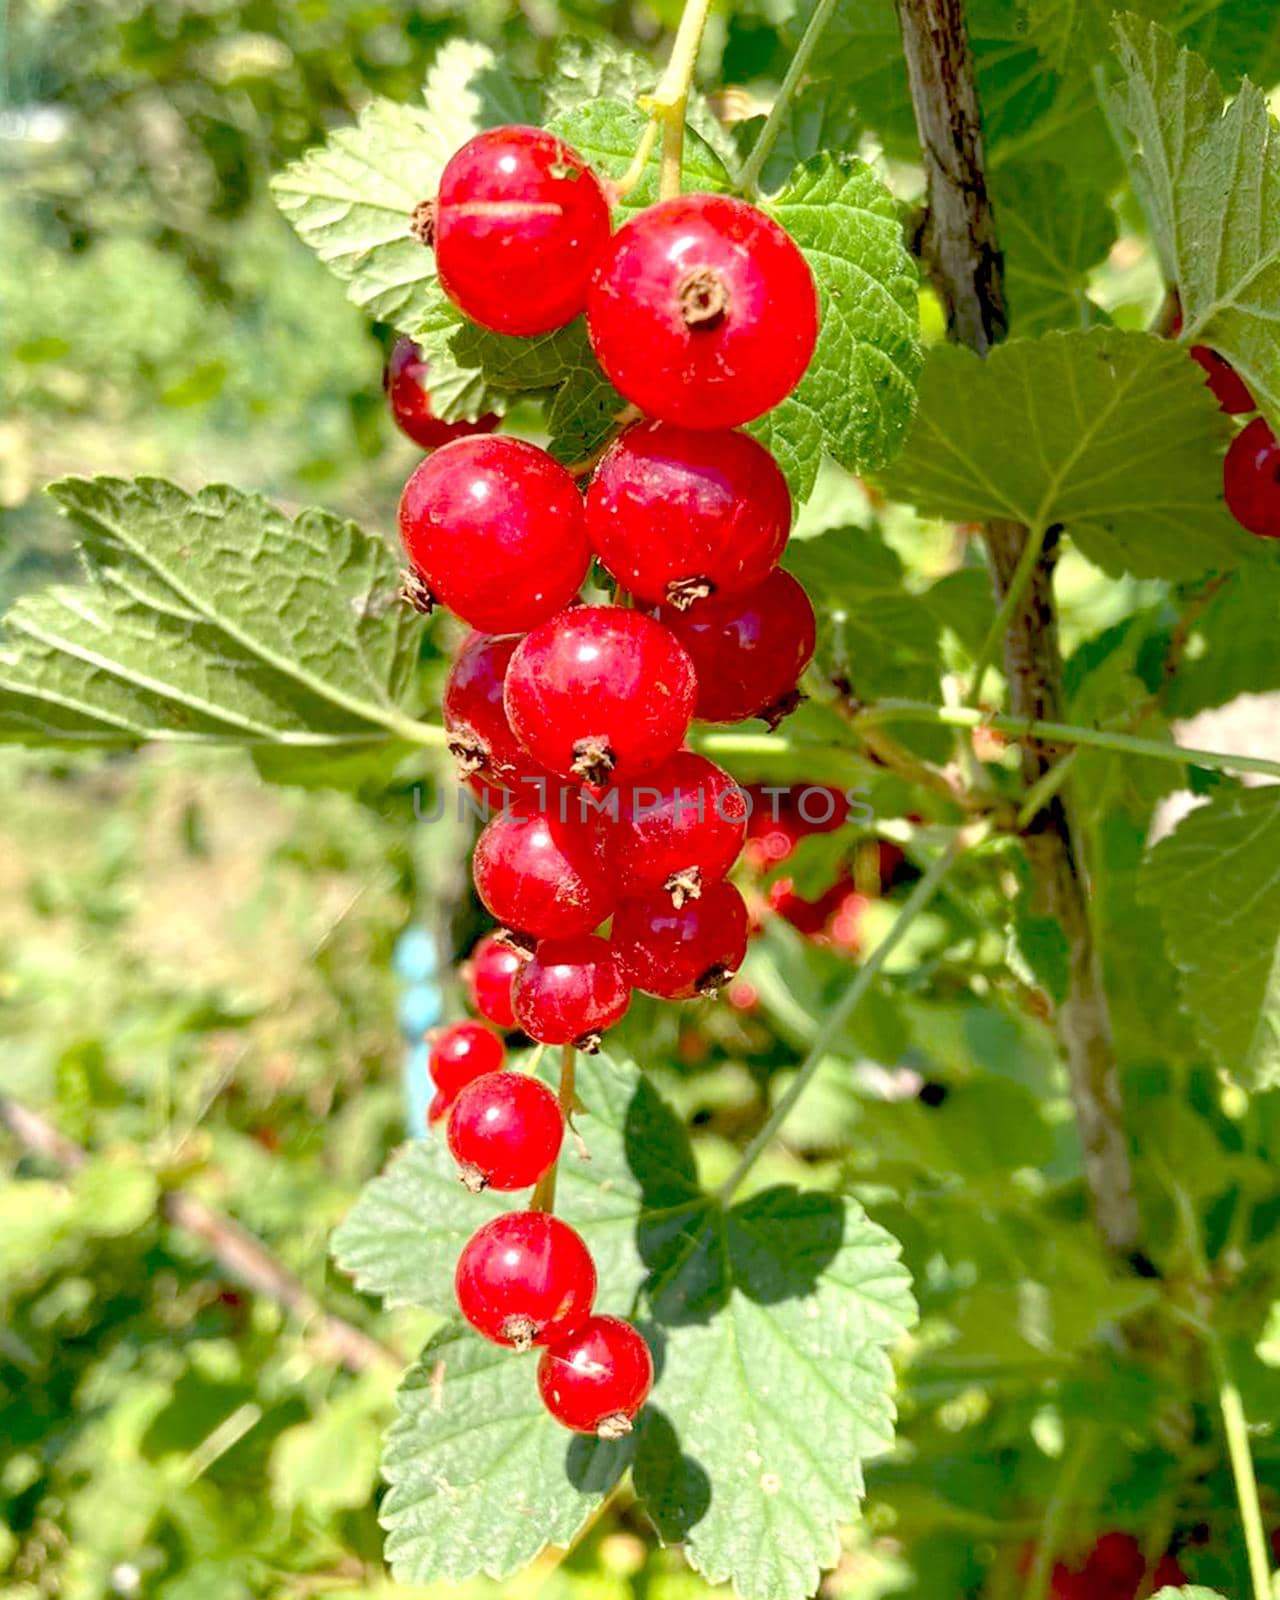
top-left (1177, 316), bottom-right (1280, 540)
top-left (422, 1019), bottom-right (652, 1436)
top-left (386, 122), bottom-right (822, 1437)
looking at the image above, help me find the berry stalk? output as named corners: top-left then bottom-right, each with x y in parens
top-left (643, 0), bottom-right (716, 199)
top-left (530, 1045), bottom-right (577, 1214)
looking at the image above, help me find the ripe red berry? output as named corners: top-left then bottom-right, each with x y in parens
top-left (428, 1089), bottom-right (449, 1124)
top-left (428, 1019), bottom-right (506, 1103)
top-left (655, 568), bottom-right (816, 725)
top-left (511, 934), bottom-right (630, 1050)
top-left (447, 1071), bottom-right (564, 1192)
top-left (465, 933), bottom-right (526, 1029)
top-left (384, 337), bottom-right (498, 450)
top-left (455, 1210), bottom-right (595, 1349)
top-left (472, 803), bottom-right (615, 940)
top-left (610, 751), bottom-right (747, 906)
top-left (1224, 416), bottom-right (1280, 539)
top-left (587, 193), bottom-right (818, 430)
top-left (504, 607), bottom-right (697, 786)
top-left (1190, 344), bottom-right (1254, 413)
top-left (585, 421), bottom-right (791, 608)
top-left (443, 631), bottom-right (559, 792)
top-left (537, 1315), bottom-right (654, 1438)
top-left (612, 880), bottom-right (749, 999)
top-left (399, 437), bottom-right (589, 632)
top-left (426, 126), bottom-right (611, 336)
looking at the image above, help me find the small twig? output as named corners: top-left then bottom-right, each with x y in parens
top-left (642, 0), bottom-right (715, 200)
top-left (738, 0), bottom-right (842, 196)
top-left (718, 832), bottom-right (967, 1200)
top-left (0, 1095), bottom-right (399, 1374)
top-left (1208, 1333), bottom-right (1275, 1600)
top-left (531, 1046), bottom-right (577, 1213)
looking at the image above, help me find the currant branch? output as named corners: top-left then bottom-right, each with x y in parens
top-left (640, 0), bottom-right (716, 200)
top-left (893, 0), bottom-right (1139, 1256)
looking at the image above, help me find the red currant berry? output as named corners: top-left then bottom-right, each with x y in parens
top-left (585, 421), bottom-right (791, 608)
top-left (385, 337), bottom-right (498, 450)
top-left (504, 607), bottom-right (696, 786)
top-left (429, 1019), bottom-right (506, 1103)
top-left (447, 1071), bottom-right (564, 1192)
top-left (473, 803), bottom-right (615, 941)
top-left (537, 1315), bottom-right (654, 1438)
top-left (443, 632), bottom-right (556, 791)
top-left (1225, 416), bottom-right (1280, 539)
top-left (428, 1089), bottom-right (449, 1124)
top-left (587, 193), bottom-right (818, 430)
top-left (464, 933), bottom-right (526, 1029)
top-left (610, 751), bottom-right (747, 907)
top-left (655, 568), bottom-right (816, 725)
top-left (612, 880), bottom-right (749, 999)
top-left (511, 935), bottom-right (630, 1051)
top-left (426, 126), bottom-right (611, 337)
top-left (455, 1210), bottom-right (595, 1350)
top-left (399, 437), bottom-right (589, 633)
top-left (1190, 344), bottom-right (1254, 413)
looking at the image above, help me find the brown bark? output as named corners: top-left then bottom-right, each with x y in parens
top-left (894, 0), bottom-right (1140, 1255)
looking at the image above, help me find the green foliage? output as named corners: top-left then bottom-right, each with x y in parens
top-left (882, 328), bottom-right (1253, 577)
top-left (0, 478), bottom-right (422, 758)
top-left (1108, 17), bottom-right (1280, 429)
top-left (1142, 786), bottom-right (1280, 1089)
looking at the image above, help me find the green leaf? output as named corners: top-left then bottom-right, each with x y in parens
top-left (382, 1325), bottom-right (631, 1582)
top-left (542, 36), bottom-right (739, 168)
top-left (881, 328), bottom-right (1256, 579)
top-left (1141, 786), bottom-right (1280, 1089)
top-left (785, 526), bottom-right (943, 702)
top-left (343, 1054), bottom-right (916, 1599)
top-left (1165, 555), bottom-right (1280, 717)
top-left (548, 97), bottom-right (734, 212)
top-left (636, 1187), bottom-right (915, 1600)
top-left (1108, 17), bottom-right (1280, 429)
top-left (992, 161), bottom-right (1116, 335)
top-left (750, 155), bottom-right (923, 501)
top-left (0, 478), bottom-right (420, 754)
